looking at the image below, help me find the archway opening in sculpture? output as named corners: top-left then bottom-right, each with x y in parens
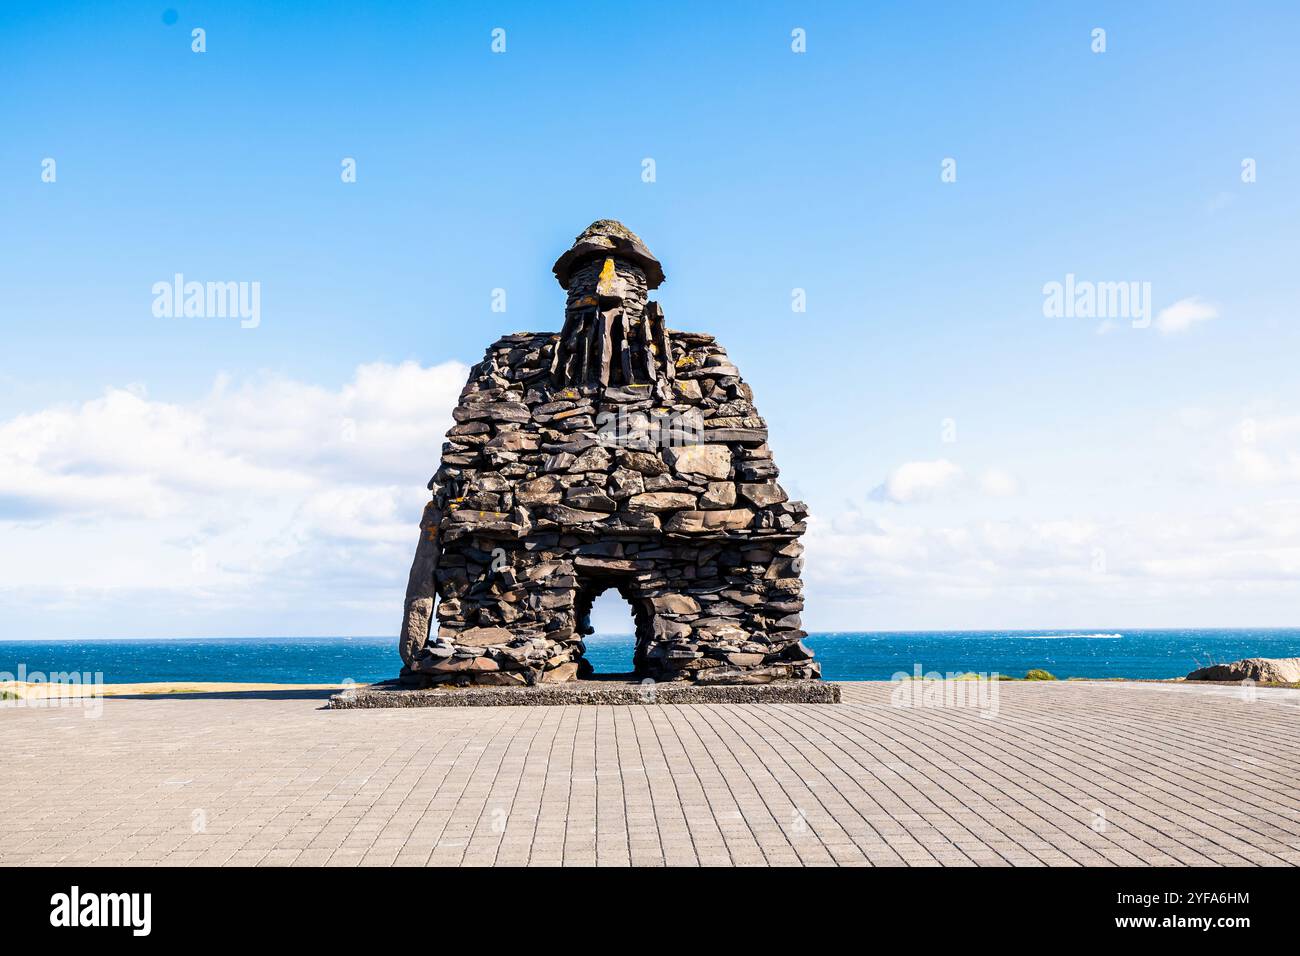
top-left (573, 574), bottom-right (656, 679)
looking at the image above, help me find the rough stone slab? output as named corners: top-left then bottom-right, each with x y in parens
top-left (328, 678), bottom-right (840, 708)
top-left (1186, 656), bottom-right (1300, 684)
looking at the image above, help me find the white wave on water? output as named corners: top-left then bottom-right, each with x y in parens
top-left (1013, 633), bottom-right (1123, 640)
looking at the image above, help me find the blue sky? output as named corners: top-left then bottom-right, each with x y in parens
top-left (3, 1), bottom-right (1300, 637)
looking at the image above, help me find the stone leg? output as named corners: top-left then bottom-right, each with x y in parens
top-left (408, 546), bottom-right (585, 686)
top-left (634, 546), bottom-right (816, 684)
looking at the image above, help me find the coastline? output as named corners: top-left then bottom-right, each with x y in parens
top-left (5, 674), bottom-right (1299, 701)
top-left (1, 680), bottom-right (349, 699)
top-left (5, 630), bottom-right (1300, 686)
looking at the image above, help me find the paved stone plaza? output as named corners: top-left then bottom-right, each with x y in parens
top-left (2, 681), bottom-right (1298, 866)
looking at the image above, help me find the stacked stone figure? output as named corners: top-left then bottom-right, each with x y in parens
top-left (398, 221), bottom-right (816, 686)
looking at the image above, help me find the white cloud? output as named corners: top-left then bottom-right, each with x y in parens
top-left (872, 459), bottom-right (964, 503)
top-left (0, 387), bottom-right (313, 519)
top-left (979, 468), bottom-right (1020, 498)
top-left (801, 498), bottom-right (1300, 628)
top-left (1155, 296), bottom-right (1218, 334)
top-left (1227, 414), bottom-right (1300, 484)
top-left (805, 404), bottom-right (1300, 627)
top-left (0, 360), bottom-right (466, 521)
top-left (870, 460), bottom-right (1020, 504)
top-left (0, 361), bottom-right (468, 636)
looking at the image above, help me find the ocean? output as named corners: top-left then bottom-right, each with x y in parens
top-left (2, 629), bottom-right (1298, 684)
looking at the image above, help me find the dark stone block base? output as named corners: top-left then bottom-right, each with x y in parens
top-left (328, 678), bottom-right (840, 708)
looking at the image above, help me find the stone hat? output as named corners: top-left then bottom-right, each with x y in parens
top-left (552, 220), bottom-right (665, 291)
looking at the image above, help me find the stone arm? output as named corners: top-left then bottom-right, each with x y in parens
top-left (397, 500), bottom-right (443, 667)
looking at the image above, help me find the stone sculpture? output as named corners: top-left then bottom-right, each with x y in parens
top-left (398, 221), bottom-right (815, 686)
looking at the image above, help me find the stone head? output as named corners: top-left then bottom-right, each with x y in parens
top-left (552, 220), bottom-right (664, 313)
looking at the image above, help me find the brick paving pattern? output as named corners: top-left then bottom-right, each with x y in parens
top-left (2, 681), bottom-right (1297, 866)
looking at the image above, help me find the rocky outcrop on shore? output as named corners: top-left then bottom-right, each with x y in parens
top-left (1186, 657), bottom-right (1300, 684)
top-left (397, 221), bottom-right (813, 688)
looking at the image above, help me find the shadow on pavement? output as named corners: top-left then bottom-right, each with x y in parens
top-left (108, 688), bottom-right (340, 702)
